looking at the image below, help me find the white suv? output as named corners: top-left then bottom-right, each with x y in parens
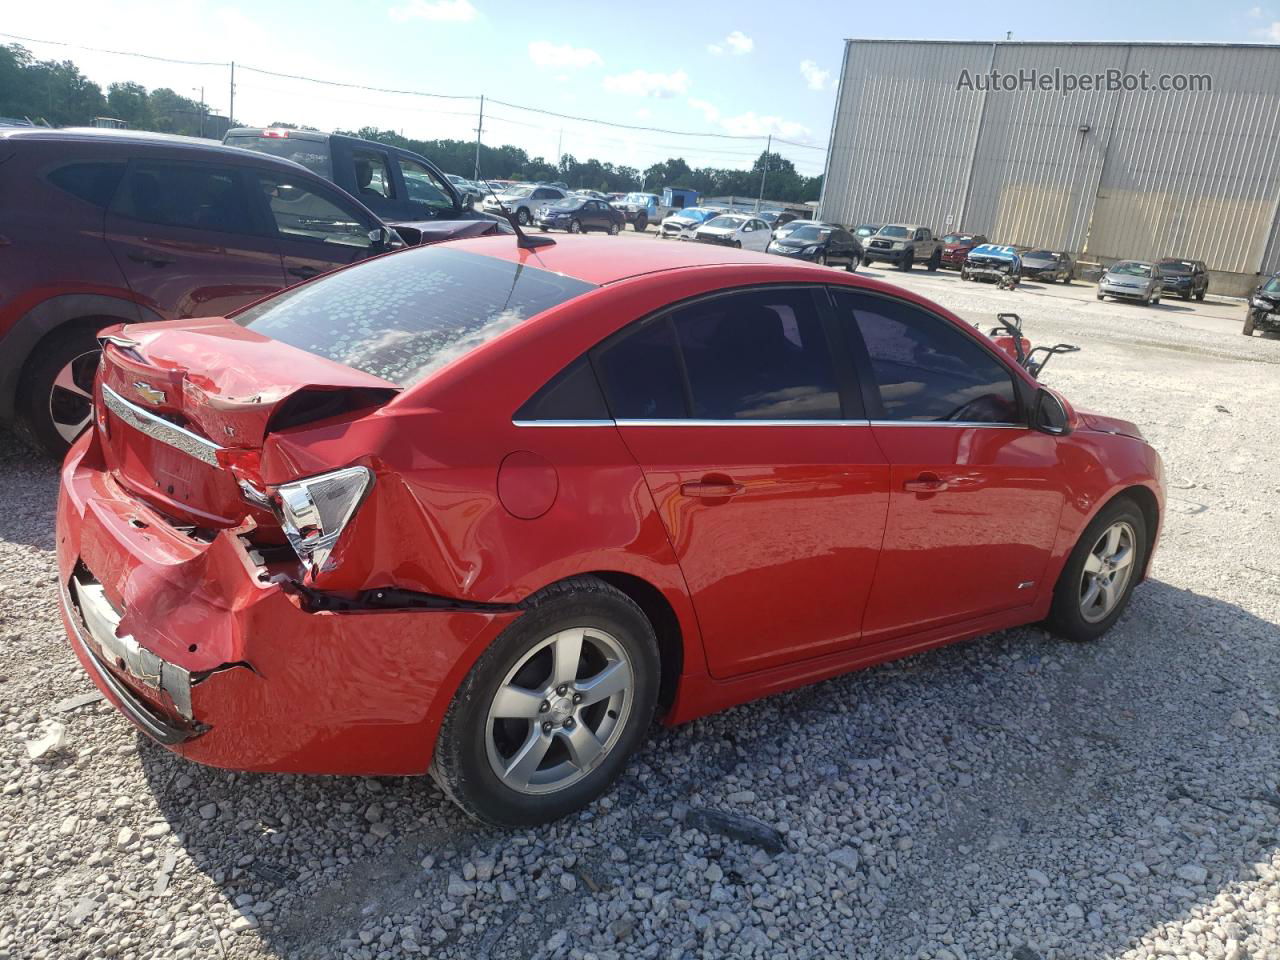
top-left (482, 185), bottom-right (568, 226)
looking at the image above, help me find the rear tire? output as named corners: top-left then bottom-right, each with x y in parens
top-left (430, 577), bottom-right (659, 827)
top-left (927, 250), bottom-right (941, 272)
top-left (633, 217), bottom-right (648, 232)
top-left (17, 325), bottom-right (103, 459)
top-left (609, 222), bottom-right (620, 236)
top-left (846, 255), bottom-right (860, 273)
top-left (1046, 497), bottom-right (1148, 643)
top-left (1195, 288), bottom-right (1206, 301)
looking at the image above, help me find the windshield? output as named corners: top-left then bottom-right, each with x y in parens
top-left (855, 225), bottom-right (878, 237)
top-left (942, 234), bottom-right (975, 244)
top-left (550, 198), bottom-right (582, 209)
top-left (501, 187), bottom-right (532, 199)
top-left (674, 208), bottom-right (712, 221)
top-left (1262, 277), bottom-right (1280, 294)
top-left (1158, 260), bottom-right (1193, 274)
top-left (878, 226), bottom-right (910, 239)
top-left (1110, 262), bottom-right (1152, 277)
top-left (787, 226), bottom-right (829, 243)
top-left (624, 193), bottom-right (655, 203)
top-left (224, 134), bottom-right (332, 178)
top-left (1024, 250), bottom-right (1054, 259)
top-left (705, 216), bottom-right (745, 229)
top-left (775, 220), bottom-right (811, 237)
top-left (233, 247), bottom-right (595, 387)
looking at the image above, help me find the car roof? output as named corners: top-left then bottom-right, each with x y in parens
top-left (447, 233), bottom-right (813, 285)
top-left (0, 126), bottom-right (324, 172)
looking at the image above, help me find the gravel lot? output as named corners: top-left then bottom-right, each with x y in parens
top-left (2, 256), bottom-right (1279, 960)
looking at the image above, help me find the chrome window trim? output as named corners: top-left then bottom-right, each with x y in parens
top-left (512, 419), bottom-right (614, 428)
top-left (101, 384), bottom-right (224, 467)
top-left (616, 418), bottom-right (872, 428)
top-left (867, 420), bottom-right (1027, 429)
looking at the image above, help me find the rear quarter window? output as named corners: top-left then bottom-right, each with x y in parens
top-left (46, 161), bottom-right (126, 208)
top-left (233, 246), bottom-right (595, 387)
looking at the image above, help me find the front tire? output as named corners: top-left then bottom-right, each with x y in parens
top-left (1243, 311), bottom-right (1256, 336)
top-left (430, 577), bottom-right (659, 827)
top-left (609, 222), bottom-right (620, 236)
top-left (569, 219), bottom-right (582, 234)
top-left (1046, 497), bottom-right (1148, 642)
top-left (899, 253), bottom-right (914, 271)
top-left (927, 250), bottom-right (941, 272)
top-left (846, 255), bottom-right (860, 273)
top-left (17, 325), bottom-right (103, 458)
top-left (516, 208), bottom-right (531, 227)
top-left (633, 217), bottom-right (648, 232)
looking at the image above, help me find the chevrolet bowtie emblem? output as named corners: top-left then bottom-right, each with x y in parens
top-left (132, 381), bottom-right (166, 405)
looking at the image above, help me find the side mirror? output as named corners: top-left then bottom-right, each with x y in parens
top-left (369, 226), bottom-right (400, 249)
top-left (1033, 388), bottom-right (1069, 435)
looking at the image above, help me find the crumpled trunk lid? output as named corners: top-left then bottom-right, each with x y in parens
top-left (96, 317), bottom-right (398, 528)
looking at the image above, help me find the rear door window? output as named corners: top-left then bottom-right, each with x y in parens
top-left (112, 160), bottom-right (257, 235)
top-left (223, 133), bottom-right (333, 178)
top-left (47, 161), bottom-right (126, 208)
top-left (595, 288), bottom-right (843, 421)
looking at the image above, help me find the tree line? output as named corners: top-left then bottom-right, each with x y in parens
top-left (0, 44), bottom-right (823, 203)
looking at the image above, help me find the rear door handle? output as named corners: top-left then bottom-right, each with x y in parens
top-left (126, 251), bottom-right (176, 267)
top-left (681, 479), bottom-right (745, 499)
top-left (903, 472), bottom-right (949, 493)
top-left (287, 265), bottom-right (323, 280)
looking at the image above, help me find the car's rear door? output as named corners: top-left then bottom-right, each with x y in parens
top-left (830, 288), bottom-right (1066, 643)
top-left (247, 167), bottom-right (384, 283)
top-left (104, 158), bottom-right (286, 319)
top-left (594, 286), bottom-right (890, 678)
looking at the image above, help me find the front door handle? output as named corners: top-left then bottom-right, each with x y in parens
top-left (127, 251), bottom-right (176, 267)
top-left (903, 472), bottom-right (949, 493)
top-left (681, 479), bottom-right (745, 499)
top-left (287, 265), bottom-right (323, 280)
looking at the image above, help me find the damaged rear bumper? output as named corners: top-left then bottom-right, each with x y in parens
top-left (55, 430), bottom-right (518, 775)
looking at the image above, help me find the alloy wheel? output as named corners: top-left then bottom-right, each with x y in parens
top-left (484, 627), bottom-right (634, 795)
top-left (1079, 520), bottom-right (1136, 623)
top-left (48, 349), bottom-right (100, 445)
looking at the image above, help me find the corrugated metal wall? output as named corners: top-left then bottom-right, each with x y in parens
top-left (820, 40), bottom-right (1280, 278)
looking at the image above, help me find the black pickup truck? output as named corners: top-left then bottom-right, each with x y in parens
top-left (224, 128), bottom-right (506, 243)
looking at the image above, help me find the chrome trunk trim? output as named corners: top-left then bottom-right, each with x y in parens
top-left (101, 385), bottom-right (223, 467)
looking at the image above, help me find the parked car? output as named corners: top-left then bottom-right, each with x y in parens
top-left (694, 214), bottom-right (772, 251)
top-left (962, 244), bottom-right (1022, 288)
top-left (1156, 258), bottom-right (1208, 301)
top-left (446, 173), bottom-right (483, 204)
top-left (658, 207), bottom-right (716, 240)
top-left (1244, 272), bottom-right (1280, 336)
top-left (773, 219), bottom-right (819, 240)
top-left (55, 234), bottom-right (1165, 827)
top-left (938, 232), bottom-right (988, 270)
top-left (535, 196), bottom-right (625, 234)
top-left (1021, 250), bottom-right (1074, 284)
top-left (614, 192), bottom-right (663, 231)
top-left (766, 222), bottom-right (862, 270)
top-left (223, 128), bottom-right (500, 229)
top-left (572, 189), bottom-right (610, 201)
top-left (758, 210), bottom-right (800, 232)
top-left (482, 184), bottom-right (570, 226)
top-left (862, 224), bottom-right (943, 271)
top-left (0, 126), bottom-right (417, 456)
top-left (1098, 261), bottom-right (1164, 305)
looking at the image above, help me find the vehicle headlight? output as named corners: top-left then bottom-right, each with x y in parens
top-left (273, 466), bottom-right (374, 577)
top-left (891, 240), bottom-right (905, 248)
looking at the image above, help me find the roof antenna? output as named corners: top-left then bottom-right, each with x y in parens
top-left (482, 178), bottom-right (555, 250)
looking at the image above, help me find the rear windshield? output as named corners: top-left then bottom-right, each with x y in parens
top-left (233, 246), bottom-right (595, 386)
top-left (224, 134), bottom-right (332, 178)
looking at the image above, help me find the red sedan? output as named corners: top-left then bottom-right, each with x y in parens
top-left (56, 236), bottom-right (1164, 826)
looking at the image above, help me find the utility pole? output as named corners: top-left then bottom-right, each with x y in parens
top-left (191, 87), bottom-right (206, 138)
top-left (756, 133), bottom-right (772, 212)
top-left (556, 128), bottom-right (563, 171)
top-left (228, 62), bottom-right (235, 128)
top-left (473, 95), bottom-right (485, 181)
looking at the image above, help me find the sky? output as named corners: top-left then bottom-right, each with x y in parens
top-left (4, 0), bottom-right (1279, 178)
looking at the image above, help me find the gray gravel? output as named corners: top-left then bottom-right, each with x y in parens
top-left (1, 272), bottom-right (1279, 960)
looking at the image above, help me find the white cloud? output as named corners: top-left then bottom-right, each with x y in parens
top-left (527, 41), bottom-right (602, 70)
top-left (799, 59), bottom-right (831, 91)
top-left (718, 111), bottom-right (810, 139)
top-left (707, 30), bottom-right (753, 55)
top-left (389, 0), bottom-right (477, 22)
top-left (602, 69), bottom-right (690, 98)
top-left (688, 98), bottom-right (720, 123)
top-left (1263, 20), bottom-right (1280, 39)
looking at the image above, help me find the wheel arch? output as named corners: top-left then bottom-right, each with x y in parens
top-left (583, 570), bottom-right (684, 716)
top-left (1111, 483), bottom-right (1161, 579)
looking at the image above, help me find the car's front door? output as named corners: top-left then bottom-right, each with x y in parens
top-left (104, 159), bottom-right (286, 319)
top-left (394, 155), bottom-right (462, 221)
top-left (249, 169), bottom-right (383, 283)
top-left (593, 286), bottom-right (890, 678)
top-left (830, 288), bottom-right (1067, 643)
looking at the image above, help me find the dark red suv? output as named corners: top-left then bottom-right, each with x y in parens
top-left (0, 128), bottom-right (408, 455)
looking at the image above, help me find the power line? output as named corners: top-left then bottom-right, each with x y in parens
top-left (236, 64), bottom-right (476, 101)
top-left (0, 31), bottom-right (227, 67)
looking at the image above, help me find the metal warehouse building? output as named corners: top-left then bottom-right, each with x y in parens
top-left (819, 39), bottom-right (1280, 295)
